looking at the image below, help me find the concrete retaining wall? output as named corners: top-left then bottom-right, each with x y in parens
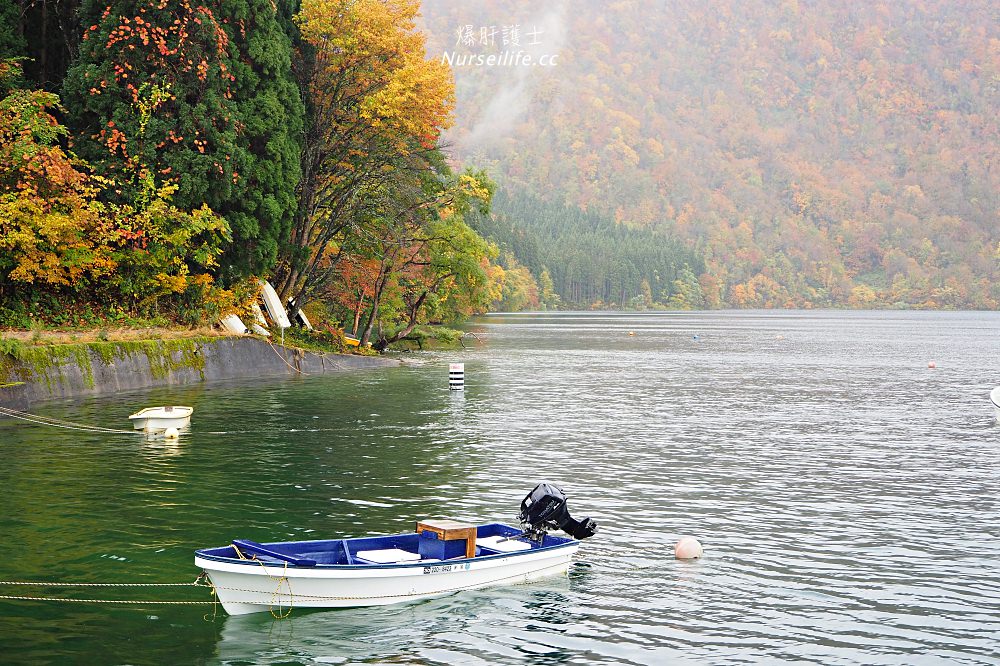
top-left (0, 337), bottom-right (399, 409)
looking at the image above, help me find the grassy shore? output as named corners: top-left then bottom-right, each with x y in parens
top-left (0, 322), bottom-right (467, 357)
top-left (0, 327), bottom-right (227, 345)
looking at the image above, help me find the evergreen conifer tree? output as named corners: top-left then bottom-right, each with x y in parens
top-left (63, 0), bottom-right (303, 280)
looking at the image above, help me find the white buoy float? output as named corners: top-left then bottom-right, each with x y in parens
top-left (449, 363), bottom-right (465, 390)
top-left (674, 536), bottom-right (703, 560)
top-left (163, 427), bottom-right (180, 440)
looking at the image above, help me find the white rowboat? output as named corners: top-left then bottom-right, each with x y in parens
top-left (260, 280), bottom-right (291, 329)
top-left (249, 303), bottom-right (270, 336)
top-left (129, 406), bottom-right (193, 431)
top-left (294, 308), bottom-right (313, 331)
top-left (195, 483), bottom-right (597, 616)
top-left (195, 523), bottom-right (580, 616)
top-left (219, 314), bottom-right (249, 335)
top-left (991, 386), bottom-right (1000, 423)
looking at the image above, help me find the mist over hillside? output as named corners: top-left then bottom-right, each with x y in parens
top-left (420, 0), bottom-right (1000, 308)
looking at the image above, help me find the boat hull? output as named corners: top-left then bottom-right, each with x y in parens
top-left (131, 415), bottom-right (191, 431)
top-left (260, 280), bottom-right (291, 329)
top-left (129, 406), bottom-right (193, 431)
top-left (196, 541), bottom-right (579, 616)
top-left (249, 303), bottom-right (270, 336)
top-left (991, 387), bottom-right (1000, 423)
top-left (219, 314), bottom-right (249, 335)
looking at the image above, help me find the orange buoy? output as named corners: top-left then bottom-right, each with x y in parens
top-left (928, 361), bottom-right (936, 369)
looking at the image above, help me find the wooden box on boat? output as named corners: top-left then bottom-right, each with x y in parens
top-left (415, 519), bottom-right (477, 560)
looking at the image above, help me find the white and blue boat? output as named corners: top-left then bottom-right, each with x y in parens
top-left (194, 483), bottom-right (597, 615)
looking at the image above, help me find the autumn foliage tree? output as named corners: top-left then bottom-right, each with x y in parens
top-left (64, 0), bottom-right (240, 208)
top-left (63, 0), bottom-right (303, 280)
top-left (0, 59), bottom-right (231, 326)
top-left (0, 60), bottom-right (114, 300)
top-left (275, 0), bottom-right (455, 304)
top-left (333, 154), bottom-right (495, 349)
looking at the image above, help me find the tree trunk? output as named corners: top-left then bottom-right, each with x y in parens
top-left (351, 291), bottom-right (365, 335)
top-left (373, 291), bottom-right (427, 351)
top-left (40, 0), bottom-right (48, 85)
top-left (360, 271), bottom-right (388, 346)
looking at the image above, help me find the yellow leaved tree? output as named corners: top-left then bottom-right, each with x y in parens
top-left (275, 0), bottom-right (455, 304)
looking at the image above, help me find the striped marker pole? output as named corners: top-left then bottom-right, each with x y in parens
top-left (449, 363), bottom-right (465, 390)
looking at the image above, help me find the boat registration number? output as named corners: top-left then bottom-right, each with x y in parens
top-left (423, 563), bottom-right (471, 575)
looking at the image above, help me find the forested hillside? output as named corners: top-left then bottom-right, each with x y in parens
top-left (469, 191), bottom-right (703, 309)
top-left (421, 0), bottom-right (1000, 308)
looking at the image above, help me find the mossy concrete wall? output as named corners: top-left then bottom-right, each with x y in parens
top-left (0, 337), bottom-right (398, 409)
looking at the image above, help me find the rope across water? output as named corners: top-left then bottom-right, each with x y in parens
top-left (0, 560), bottom-right (578, 615)
top-left (0, 406), bottom-right (137, 435)
top-left (0, 405), bottom-right (352, 436)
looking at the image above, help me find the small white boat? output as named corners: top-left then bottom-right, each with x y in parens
top-left (285, 296), bottom-right (314, 331)
top-left (219, 314), bottom-right (249, 335)
top-left (260, 280), bottom-right (291, 329)
top-left (293, 308), bottom-right (313, 331)
top-left (195, 483), bottom-right (597, 616)
top-left (249, 303), bottom-right (270, 336)
top-left (991, 387), bottom-right (1000, 423)
top-left (129, 406), bottom-right (193, 431)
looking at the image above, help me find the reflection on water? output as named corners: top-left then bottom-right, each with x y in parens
top-left (215, 579), bottom-right (577, 665)
top-left (1, 311), bottom-right (1000, 664)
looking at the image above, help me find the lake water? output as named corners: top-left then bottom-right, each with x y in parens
top-left (1, 310), bottom-right (999, 664)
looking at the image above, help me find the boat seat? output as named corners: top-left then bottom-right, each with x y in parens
top-left (476, 536), bottom-right (532, 552)
top-left (354, 548), bottom-right (422, 564)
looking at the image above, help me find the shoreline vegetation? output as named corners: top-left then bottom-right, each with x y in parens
top-left (2, 0), bottom-right (996, 354)
top-left (0, 322), bottom-right (467, 356)
top-left (1, 0), bottom-right (499, 352)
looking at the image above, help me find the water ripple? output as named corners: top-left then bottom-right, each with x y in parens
top-left (2, 311), bottom-right (1000, 664)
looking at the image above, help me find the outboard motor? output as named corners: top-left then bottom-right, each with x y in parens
top-left (519, 482), bottom-right (598, 541)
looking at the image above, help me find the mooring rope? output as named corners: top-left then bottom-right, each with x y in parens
top-left (0, 405), bottom-right (351, 437)
top-left (0, 563), bottom-right (576, 614)
top-left (0, 406), bottom-right (136, 435)
top-left (0, 595), bottom-right (214, 605)
top-left (262, 559), bottom-right (293, 619)
top-left (0, 579), bottom-right (207, 587)
top-left (0, 575), bottom-right (216, 607)
top-left (265, 339), bottom-right (308, 376)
